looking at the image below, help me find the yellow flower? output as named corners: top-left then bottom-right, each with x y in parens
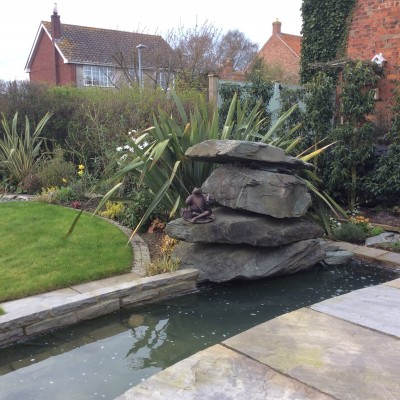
top-left (62, 178), bottom-right (68, 183)
top-left (78, 170), bottom-right (84, 176)
top-left (78, 164), bottom-right (85, 170)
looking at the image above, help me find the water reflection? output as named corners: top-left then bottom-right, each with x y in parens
top-left (0, 261), bottom-right (398, 400)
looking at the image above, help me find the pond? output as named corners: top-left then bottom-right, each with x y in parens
top-left (0, 261), bottom-right (398, 400)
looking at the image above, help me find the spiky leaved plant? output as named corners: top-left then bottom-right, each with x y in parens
top-left (0, 112), bottom-right (52, 186)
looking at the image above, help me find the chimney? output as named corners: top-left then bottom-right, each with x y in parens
top-left (272, 19), bottom-right (282, 35)
top-left (51, 3), bottom-right (61, 85)
top-left (51, 3), bottom-right (61, 39)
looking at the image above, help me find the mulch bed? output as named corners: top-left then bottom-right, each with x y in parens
top-left (360, 208), bottom-right (400, 228)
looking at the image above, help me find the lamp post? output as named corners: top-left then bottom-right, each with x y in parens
top-left (136, 44), bottom-right (147, 88)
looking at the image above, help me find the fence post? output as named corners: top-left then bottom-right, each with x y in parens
top-left (208, 74), bottom-right (219, 113)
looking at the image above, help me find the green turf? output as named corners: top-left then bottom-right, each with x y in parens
top-left (0, 202), bottom-right (133, 302)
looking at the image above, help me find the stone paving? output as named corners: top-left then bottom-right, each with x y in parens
top-left (117, 243), bottom-right (400, 400)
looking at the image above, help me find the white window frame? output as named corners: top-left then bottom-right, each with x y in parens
top-left (83, 65), bottom-right (115, 87)
top-left (157, 71), bottom-right (166, 90)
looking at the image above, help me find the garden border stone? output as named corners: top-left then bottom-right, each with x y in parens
top-left (0, 269), bottom-right (199, 348)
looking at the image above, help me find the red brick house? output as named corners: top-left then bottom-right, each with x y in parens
top-left (218, 60), bottom-right (246, 82)
top-left (25, 7), bottom-right (174, 89)
top-left (257, 20), bottom-right (302, 84)
top-left (346, 0), bottom-right (400, 127)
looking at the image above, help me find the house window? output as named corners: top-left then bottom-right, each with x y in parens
top-left (157, 71), bottom-right (172, 90)
top-left (83, 66), bottom-right (115, 87)
top-left (128, 68), bottom-right (138, 82)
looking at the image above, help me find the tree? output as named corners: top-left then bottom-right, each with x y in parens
top-left (216, 30), bottom-right (258, 71)
top-left (167, 21), bottom-right (221, 90)
top-left (167, 22), bottom-right (258, 90)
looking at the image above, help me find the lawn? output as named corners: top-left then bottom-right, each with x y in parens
top-left (0, 202), bottom-right (133, 302)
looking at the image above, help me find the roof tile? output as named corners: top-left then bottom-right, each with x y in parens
top-left (42, 21), bottom-right (173, 67)
top-left (279, 33), bottom-right (302, 57)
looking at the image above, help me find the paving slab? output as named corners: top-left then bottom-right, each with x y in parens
top-left (333, 241), bottom-right (359, 251)
top-left (351, 246), bottom-right (389, 259)
top-left (71, 272), bottom-right (140, 293)
top-left (385, 278), bottom-right (400, 289)
top-left (311, 284), bottom-right (400, 337)
top-left (2, 288), bottom-right (79, 314)
top-left (376, 251), bottom-right (400, 267)
top-left (223, 307), bottom-right (400, 400)
top-left (116, 344), bottom-right (334, 400)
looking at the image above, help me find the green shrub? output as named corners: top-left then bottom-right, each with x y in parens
top-left (145, 256), bottom-right (180, 276)
top-left (332, 222), bottom-right (368, 243)
top-left (118, 190), bottom-right (167, 231)
top-left (0, 112), bottom-right (51, 186)
top-left (56, 186), bottom-right (78, 203)
top-left (34, 186), bottom-right (60, 204)
top-left (20, 173), bottom-right (43, 194)
top-left (369, 226), bottom-right (385, 237)
top-left (375, 242), bottom-right (400, 253)
top-left (33, 185), bottom-right (77, 204)
top-left (0, 307), bottom-right (5, 316)
top-left (0, 82), bottom-right (205, 178)
top-left (69, 168), bottom-right (99, 200)
top-left (100, 201), bottom-right (125, 220)
top-left (37, 146), bottom-right (76, 188)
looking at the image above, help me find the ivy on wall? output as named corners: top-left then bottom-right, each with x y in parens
top-left (366, 83), bottom-right (400, 203)
top-left (324, 61), bottom-right (383, 208)
top-left (300, 0), bottom-right (357, 83)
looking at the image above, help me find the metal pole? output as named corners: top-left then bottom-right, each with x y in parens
top-left (136, 44), bottom-right (147, 88)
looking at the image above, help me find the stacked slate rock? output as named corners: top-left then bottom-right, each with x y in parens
top-left (165, 140), bottom-right (326, 282)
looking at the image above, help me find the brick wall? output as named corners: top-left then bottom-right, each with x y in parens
top-left (29, 32), bottom-right (75, 85)
top-left (258, 36), bottom-right (300, 83)
top-left (347, 0), bottom-right (400, 127)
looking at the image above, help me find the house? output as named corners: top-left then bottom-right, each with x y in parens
top-left (257, 20), bottom-right (302, 84)
top-left (218, 60), bottom-right (246, 82)
top-left (346, 0), bottom-right (400, 128)
top-left (25, 6), bottom-right (175, 89)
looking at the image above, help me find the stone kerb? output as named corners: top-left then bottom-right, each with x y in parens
top-left (0, 269), bottom-right (199, 348)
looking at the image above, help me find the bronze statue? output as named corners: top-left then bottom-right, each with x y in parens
top-left (181, 188), bottom-right (214, 223)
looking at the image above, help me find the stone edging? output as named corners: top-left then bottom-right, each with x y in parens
top-left (0, 269), bottom-right (199, 348)
top-left (100, 217), bottom-right (150, 276)
top-left (334, 240), bottom-right (400, 269)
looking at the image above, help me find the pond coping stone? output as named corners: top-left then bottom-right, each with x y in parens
top-left (0, 268), bottom-right (199, 348)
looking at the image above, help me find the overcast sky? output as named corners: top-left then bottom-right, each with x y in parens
top-left (1, 0), bottom-right (303, 81)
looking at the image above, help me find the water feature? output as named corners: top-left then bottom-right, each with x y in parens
top-left (0, 261), bottom-right (398, 400)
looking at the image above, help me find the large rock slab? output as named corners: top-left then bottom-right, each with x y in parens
top-left (166, 207), bottom-right (323, 246)
top-left (365, 231), bottom-right (400, 246)
top-left (174, 239), bottom-right (325, 282)
top-left (202, 165), bottom-right (311, 218)
top-left (323, 250), bottom-right (354, 266)
top-left (185, 139), bottom-right (312, 170)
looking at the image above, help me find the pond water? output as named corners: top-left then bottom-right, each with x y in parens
top-left (0, 261), bottom-right (398, 400)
